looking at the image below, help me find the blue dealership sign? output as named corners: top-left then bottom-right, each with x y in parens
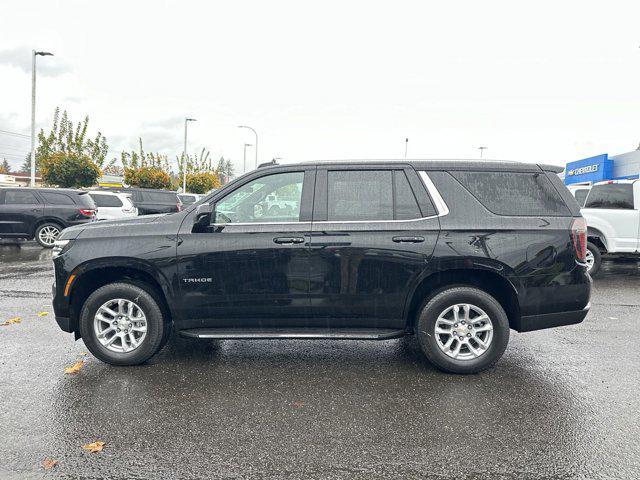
top-left (564, 154), bottom-right (612, 185)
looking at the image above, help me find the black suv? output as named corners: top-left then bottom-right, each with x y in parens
top-left (0, 187), bottom-right (96, 247)
top-left (51, 161), bottom-right (591, 374)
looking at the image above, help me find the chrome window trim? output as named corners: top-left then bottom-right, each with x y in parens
top-left (211, 221), bottom-right (310, 227)
top-left (419, 171), bottom-right (449, 217)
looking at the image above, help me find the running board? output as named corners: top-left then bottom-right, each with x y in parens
top-left (179, 327), bottom-right (405, 340)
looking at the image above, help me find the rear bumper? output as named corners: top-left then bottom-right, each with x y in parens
top-left (517, 303), bottom-right (590, 332)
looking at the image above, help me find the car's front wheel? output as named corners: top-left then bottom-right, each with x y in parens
top-left (79, 282), bottom-right (167, 365)
top-left (35, 222), bottom-right (61, 248)
top-left (416, 287), bottom-right (510, 374)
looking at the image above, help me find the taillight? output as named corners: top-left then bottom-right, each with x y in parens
top-left (571, 217), bottom-right (587, 263)
top-left (79, 209), bottom-right (96, 217)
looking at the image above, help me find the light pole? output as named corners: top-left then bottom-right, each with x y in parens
top-left (238, 125), bottom-right (258, 169)
top-left (183, 118), bottom-right (196, 193)
top-left (30, 50), bottom-right (54, 187)
top-left (404, 138), bottom-right (409, 159)
top-left (243, 143), bottom-right (253, 173)
top-left (478, 146), bottom-right (487, 159)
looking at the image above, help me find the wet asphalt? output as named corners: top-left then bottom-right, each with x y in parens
top-left (0, 242), bottom-right (639, 480)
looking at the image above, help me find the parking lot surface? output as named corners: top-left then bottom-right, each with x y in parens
top-left (0, 243), bottom-right (639, 479)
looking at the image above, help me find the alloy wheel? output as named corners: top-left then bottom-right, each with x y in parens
top-left (434, 303), bottom-right (494, 360)
top-left (38, 225), bottom-right (60, 246)
top-left (93, 299), bottom-right (148, 353)
top-left (585, 249), bottom-right (595, 272)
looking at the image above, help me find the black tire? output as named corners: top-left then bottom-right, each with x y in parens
top-left (34, 222), bottom-right (62, 248)
top-left (79, 282), bottom-right (166, 366)
top-left (416, 286), bottom-right (510, 374)
top-left (586, 242), bottom-right (602, 277)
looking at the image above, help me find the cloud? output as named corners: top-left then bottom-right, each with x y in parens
top-left (0, 46), bottom-right (72, 76)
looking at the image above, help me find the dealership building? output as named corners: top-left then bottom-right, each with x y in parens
top-left (563, 149), bottom-right (640, 185)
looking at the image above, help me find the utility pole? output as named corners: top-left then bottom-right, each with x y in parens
top-left (30, 50), bottom-right (54, 187)
top-left (243, 143), bottom-right (253, 173)
top-left (182, 118), bottom-right (196, 193)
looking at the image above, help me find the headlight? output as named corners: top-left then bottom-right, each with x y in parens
top-left (52, 239), bottom-right (72, 258)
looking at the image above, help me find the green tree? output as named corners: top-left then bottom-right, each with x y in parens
top-left (0, 159), bottom-right (11, 174)
top-left (40, 152), bottom-right (101, 188)
top-left (36, 107), bottom-right (112, 170)
top-left (177, 147), bottom-right (215, 177)
top-left (186, 172), bottom-right (221, 194)
top-left (121, 138), bottom-right (172, 189)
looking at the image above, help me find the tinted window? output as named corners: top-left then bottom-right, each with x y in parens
top-left (394, 171), bottom-right (423, 220)
top-left (90, 193), bottom-right (123, 208)
top-left (584, 184), bottom-right (634, 209)
top-left (180, 195), bottom-right (197, 204)
top-left (142, 191), bottom-right (179, 203)
top-left (40, 192), bottom-right (75, 205)
top-left (328, 170), bottom-right (393, 221)
top-left (574, 189), bottom-right (589, 207)
top-left (4, 190), bottom-right (40, 205)
top-left (451, 171), bottom-right (570, 216)
top-left (215, 171), bottom-right (304, 224)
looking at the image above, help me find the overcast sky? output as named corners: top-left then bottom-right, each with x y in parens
top-left (1, 0), bottom-right (640, 174)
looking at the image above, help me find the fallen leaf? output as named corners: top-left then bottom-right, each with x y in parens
top-left (37, 311), bottom-right (49, 317)
top-left (42, 459), bottom-right (58, 469)
top-left (82, 441), bottom-right (105, 453)
top-left (0, 317), bottom-right (21, 326)
top-left (64, 361), bottom-right (84, 375)
top-left (79, 351), bottom-right (88, 356)
top-left (292, 401), bottom-right (305, 408)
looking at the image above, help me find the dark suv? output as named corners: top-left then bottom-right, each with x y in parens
top-left (127, 188), bottom-right (181, 215)
top-left (51, 161), bottom-right (591, 374)
top-left (0, 187), bottom-right (96, 247)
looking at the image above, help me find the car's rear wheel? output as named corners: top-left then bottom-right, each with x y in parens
top-left (79, 282), bottom-right (166, 365)
top-left (416, 286), bottom-right (510, 374)
top-left (35, 223), bottom-right (61, 248)
top-left (585, 242), bottom-right (602, 276)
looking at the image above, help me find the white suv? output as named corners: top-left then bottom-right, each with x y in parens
top-left (87, 191), bottom-right (138, 220)
top-left (581, 179), bottom-right (639, 275)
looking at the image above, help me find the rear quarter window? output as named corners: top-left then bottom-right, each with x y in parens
top-left (584, 184), bottom-right (634, 209)
top-left (40, 192), bottom-right (75, 205)
top-left (451, 171), bottom-right (571, 216)
top-left (90, 193), bottom-right (123, 208)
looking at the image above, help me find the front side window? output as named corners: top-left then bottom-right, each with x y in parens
top-left (4, 190), bottom-right (40, 205)
top-left (584, 184), bottom-right (634, 210)
top-left (214, 171), bottom-right (304, 224)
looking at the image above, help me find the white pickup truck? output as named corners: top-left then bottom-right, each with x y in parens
top-left (581, 179), bottom-right (640, 275)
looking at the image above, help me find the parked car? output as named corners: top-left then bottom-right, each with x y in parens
top-left (0, 187), bottom-right (96, 248)
top-left (178, 193), bottom-right (202, 206)
top-left (124, 188), bottom-right (181, 215)
top-left (51, 160), bottom-right (590, 374)
top-left (567, 184), bottom-right (591, 207)
top-left (581, 179), bottom-right (640, 275)
top-left (87, 191), bottom-right (137, 220)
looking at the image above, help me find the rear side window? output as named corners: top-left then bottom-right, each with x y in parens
top-left (574, 189), bottom-right (589, 207)
top-left (584, 184), bottom-right (634, 209)
top-left (4, 190), bottom-right (40, 205)
top-left (143, 191), bottom-right (178, 203)
top-left (451, 171), bottom-right (570, 216)
top-left (328, 170), bottom-right (393, 221)
top-left (40, 192), bottom-right (75, 205)
top-left (394, 171), bottom-right (423, 220)
top-left (90, 194), bottom-right (123, 208)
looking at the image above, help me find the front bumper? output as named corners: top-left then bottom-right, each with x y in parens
top-left (517, 303), bottom-right (590, 332)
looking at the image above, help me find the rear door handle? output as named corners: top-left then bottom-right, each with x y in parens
top-left (273, 236), bottom-right (305, 245)
top-left (392, 236), bottom-right (425, 243)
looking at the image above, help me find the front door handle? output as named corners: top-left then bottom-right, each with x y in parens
top-left (392, 236), bottom-right (425, 243)
top-left (273, 236), bottom-right (305, 245)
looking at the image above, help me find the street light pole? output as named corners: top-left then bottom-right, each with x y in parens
top-left (30, 50), bottom-right (53, 187)
top-left (404, 138), bottom-right (409, 159)
top-left (478, 146), bottom-right (487, 159)
top-left (238, 125), bottom-right (258, 169)
top-left (183, 118), bottom-right (196, 193)
top-left (243, 143), bottom-right (253, 173)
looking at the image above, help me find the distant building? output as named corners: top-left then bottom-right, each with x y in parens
top-left (563, 149), bottom-right (640, 185)
top-left (0, 173), bottom-right (44, 187)
top-left (98, 174), bottom-right (124, 187)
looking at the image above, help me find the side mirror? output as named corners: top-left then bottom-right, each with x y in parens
top-left (194, 203), bottom-right (213, 228)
